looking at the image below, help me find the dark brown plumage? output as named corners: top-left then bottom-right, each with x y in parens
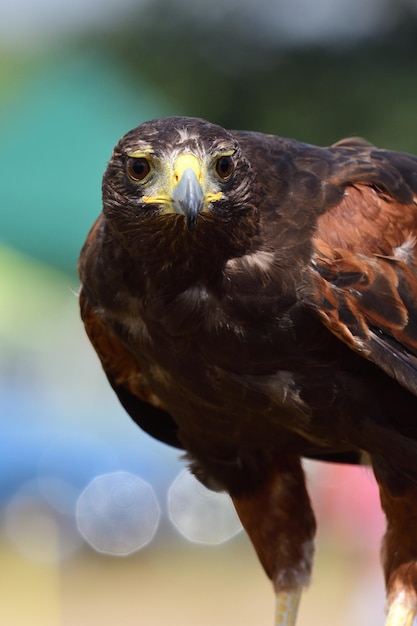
top-left (79, 116), bottom-right (417, 625)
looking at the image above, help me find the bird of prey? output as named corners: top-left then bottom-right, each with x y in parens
top-left (79, 116), bottom-right (417, 626)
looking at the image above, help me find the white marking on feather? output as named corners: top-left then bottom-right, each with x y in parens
top-left (125, 314), bottom-right (147, 335)
top-left (117, 311), bottom-right (151, 343)
top-left (272, 371), bottom-right (308, 414)
top-left (233, 371), bottom-right (309, 420)
top-left (149, 364), bottom-right (173, 388)
top-left (225, 258), bottom-right (239, 271)
top-left (274, 540), bottom-right (314, 591)
top-left (245, 250), bottom-right (275, 271)
top-left (176, 127), bottom-right (196, 143)
top-left (226, 250), bottom-right (275, 274)
top-left (181, 285), bottom-right (209, 302)
top-left (393, 235), bottom-right (416, 263)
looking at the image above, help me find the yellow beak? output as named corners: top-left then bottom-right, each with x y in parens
top-left (142, 153), bottom-right (222, 231)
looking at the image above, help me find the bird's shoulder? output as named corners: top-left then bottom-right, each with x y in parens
top-left (294, 139), bottom-right (417, 397)
top-left (229, 129), bottom-right (417, 398)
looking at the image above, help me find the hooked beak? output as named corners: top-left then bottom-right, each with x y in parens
top-left (142, 152), bottom-right (222, 230)
top-left (172, 167), bottom-right (204, 231)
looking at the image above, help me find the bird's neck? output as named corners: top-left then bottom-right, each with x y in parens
top-left (114, 219), bottom-right (259, 293)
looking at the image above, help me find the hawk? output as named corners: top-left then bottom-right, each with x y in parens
top-left (79, 116), bottom-right (417, 626)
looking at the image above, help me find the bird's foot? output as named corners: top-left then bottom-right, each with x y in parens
top-left (274, 589), bottom-right (302, 626)
top-left (385, 592), bottom-right (416, 626)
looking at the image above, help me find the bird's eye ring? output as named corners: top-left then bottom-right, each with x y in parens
top-left (215, 155), bottom-right (234, 180)
top-left (126, 157), bottom-right (151, 182)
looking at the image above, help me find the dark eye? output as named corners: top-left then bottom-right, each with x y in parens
top-left (215, 155), bottom-right (234, 180)
top-left (126, 157), bottom-right (151, 182)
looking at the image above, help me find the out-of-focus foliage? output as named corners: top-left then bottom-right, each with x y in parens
top-left (0, 50), bottom-right (172, 273)
top-left (2, 1), bottom-right (417, 270)
top-left (87, 0), bottom-right (417, 149)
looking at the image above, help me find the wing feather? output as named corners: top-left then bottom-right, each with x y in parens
top-left (311, 152), bottom-right (417, 396)
top-left (79, 220), bottom-right (182, 449)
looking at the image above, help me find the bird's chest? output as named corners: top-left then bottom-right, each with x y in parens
top-left (124, 282), bottom-right (293, 373)
top-left (115, 283), bottom-right (313, 426)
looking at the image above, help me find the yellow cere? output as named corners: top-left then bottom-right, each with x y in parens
top-left (173, 154), bottom-right (202, 182)
top-left (173, 154), bottom-right (223, 203)
top-left (140, 151), bottom-right (223, 208)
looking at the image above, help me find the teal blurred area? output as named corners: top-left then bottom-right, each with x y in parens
top-left (0, 50), bottom-right (172, 273)
top-left (1, 1), bottom-right (416, 623)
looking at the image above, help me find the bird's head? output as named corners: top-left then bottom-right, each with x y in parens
top-left (102, 117), bottom-right (256, 253)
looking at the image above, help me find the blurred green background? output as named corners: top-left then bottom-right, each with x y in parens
top-left (1, 0), bottom-right (415, 623)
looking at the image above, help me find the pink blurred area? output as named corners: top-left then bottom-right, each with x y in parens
top-left (309, 461), bottom-right (385, 550)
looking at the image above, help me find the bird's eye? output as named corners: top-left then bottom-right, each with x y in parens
top-left (215, 155), bottom-right (234, 180)
top-left (126, 157), bottom-right (151, 182)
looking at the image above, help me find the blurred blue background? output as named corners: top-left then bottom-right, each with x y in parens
top-left (1, 0), bottom-right (416, 624)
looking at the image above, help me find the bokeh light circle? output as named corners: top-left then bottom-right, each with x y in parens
top-left (168, 469), bottom-right (242, 545)
top-left (4, 483), bottom-right (82, 563)
top-left (76, 471), bottom-right (160, 556)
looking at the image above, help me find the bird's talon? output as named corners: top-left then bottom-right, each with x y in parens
top-left (274, 589), bottom-right (302, 626)
top-left (385, 599), bottom-right (416, 626)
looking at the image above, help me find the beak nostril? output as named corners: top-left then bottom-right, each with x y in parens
top-left (172, 167), bottom-right (204, 230)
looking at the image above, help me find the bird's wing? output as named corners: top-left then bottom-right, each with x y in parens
top-left (79, 219), bottom-right (182, 449)
top-left (310, 144), bottom-right (417, 396)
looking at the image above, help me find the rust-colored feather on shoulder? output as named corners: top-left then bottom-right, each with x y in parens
top-left (79, 289), bottom-right (166, 410)
top-left (311, 234), bottom-right (417, 397)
